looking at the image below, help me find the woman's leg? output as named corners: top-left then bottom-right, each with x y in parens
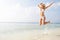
top-left (41, 16), bottom-right (45, 25)
top-left (44, 17), bottom-right (50, 25)
top-left (44, 21), bottom-right (50, 25)
top-left (44, 16), bottom-right (46, 24)
top-left (40, 19), bottom-right (42, 25)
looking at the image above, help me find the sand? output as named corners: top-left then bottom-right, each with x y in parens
top-left (0, 28), bottom-right (60, 40)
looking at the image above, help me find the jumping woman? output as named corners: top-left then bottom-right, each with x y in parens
top-left (38, 1), bottom-right (54, 25)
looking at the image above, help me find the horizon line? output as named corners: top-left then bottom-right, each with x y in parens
top-left (0, 22), bottom-right (59, 24)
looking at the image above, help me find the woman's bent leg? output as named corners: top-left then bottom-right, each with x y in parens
top-left (44, 21), bottom-right (50, 25)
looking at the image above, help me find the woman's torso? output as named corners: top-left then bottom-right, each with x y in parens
top-left (39, 4), bottom-right (45, 17)
top-left (40, 9), bottom-right (45, 16)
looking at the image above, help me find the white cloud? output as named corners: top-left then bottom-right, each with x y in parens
top-left (0, 0), bottom-right (60, 23)
top-left (0, 0), bottom-right (40, 22)
top-left (0, 0), bottom-right (17, 22)
top-left (16, 6), bottom-right (40, 22)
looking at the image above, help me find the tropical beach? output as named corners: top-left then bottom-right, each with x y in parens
top-left (0, 0), bottom-right (60, 40)
top-left (0, 23), bottom-right (60, 40)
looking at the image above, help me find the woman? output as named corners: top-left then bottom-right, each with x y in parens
top-left (38, 2), bottom-right (54, 25)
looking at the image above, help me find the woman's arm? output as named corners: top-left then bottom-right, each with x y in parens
top-left (38, 4), bottom-right (40, 8)
top-left (45, 2), bottom-right (54, 9)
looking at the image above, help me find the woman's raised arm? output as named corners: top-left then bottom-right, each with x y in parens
top-left (38, 4), bottom-right (40, 8)
top-left (45, 2), bottom-right (54, 9)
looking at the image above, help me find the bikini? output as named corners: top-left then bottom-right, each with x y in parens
top-left (40, 9), bottom-right (45, 20)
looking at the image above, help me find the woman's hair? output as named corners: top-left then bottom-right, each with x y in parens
top-left (40, 3), bottom-right (46, 10)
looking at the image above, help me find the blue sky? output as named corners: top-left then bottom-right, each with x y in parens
top-left (0, 0), bottom-right (60, 23)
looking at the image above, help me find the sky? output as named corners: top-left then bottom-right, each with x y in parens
top-left (0, 0), bottom-right (60, 23)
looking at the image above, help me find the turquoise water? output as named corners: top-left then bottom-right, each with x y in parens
top-left (0, 22), bottom-right (60, 33)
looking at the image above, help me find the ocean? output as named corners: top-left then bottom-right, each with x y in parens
top-left (0, 22), bottom-right (60, 33)
top-left (0, 22), bottom-right (60, 40)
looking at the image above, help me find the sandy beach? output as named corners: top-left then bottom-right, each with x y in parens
top-left (0, 28), bottom-right (60, 40)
